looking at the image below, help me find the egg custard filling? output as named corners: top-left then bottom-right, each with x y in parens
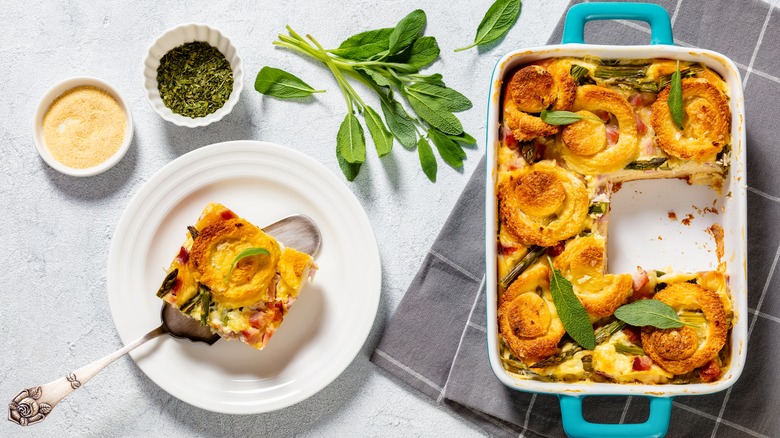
top-left (496, 57), bottom-right (734, 385)
top-left (156, 203), bottom-right (316, 350)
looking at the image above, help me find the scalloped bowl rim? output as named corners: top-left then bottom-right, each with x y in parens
top-left (32, 76), bottom-right (134, 177)
top-left (143, 22), bottom-right (244, 128)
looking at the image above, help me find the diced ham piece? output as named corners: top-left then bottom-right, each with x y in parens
top-left (240, 328), bottom-right (263, 345)
top-left (632, 267), bottom-right (649, 292)
top-left (699, 360), bottom-right (721, 382)
top-left (629, 93), bottom-right (643, 107)
top-left (606, 125), bottom-right (620, 145)
top-left (221, 210), bottom-right (237, 220)
top-left (633, 356), bottom-right (653, 371)
top-left (175, 246), bottom-right (189, 264)
top-left (499, 244), bottom-right (518, 256)
top-left (505, 130), bottom-right (518, 148)
top-left (547, 241), bottom-right (566, 257)
top-left (636, 113), bottom-right (647, 135)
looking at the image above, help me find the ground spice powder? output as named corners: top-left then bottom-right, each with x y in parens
top-left (42, 85), bottom-right (126, 169)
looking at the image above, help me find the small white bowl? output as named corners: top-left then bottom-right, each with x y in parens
top-left (143, 23), bottom-right (244, 128)
top-left (33, 76), bottom-right (134, 177)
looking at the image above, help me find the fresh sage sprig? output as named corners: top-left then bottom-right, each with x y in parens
top-left (254, 67), bottom-right (325, 99)
top-left (614, 299), bottom-right (695, 329)
top-left (668, 61), bottom-right (684, 130)
top-left (540, 110), bottom-right (603, 125)
top-left (547, 256), bottom-right (595, 350)
top-left (454, 0), bottom-right (523, 52)
top-left (224, 247), bottom-right (270, 282)
top-left (260, 10), bottom-right (474, 182)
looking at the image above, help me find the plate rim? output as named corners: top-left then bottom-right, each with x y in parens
top-left (106, 140), bottom-right (381, 414)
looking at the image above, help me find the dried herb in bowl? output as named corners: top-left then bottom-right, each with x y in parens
top-left (157, 42), bottom-right (234, 118)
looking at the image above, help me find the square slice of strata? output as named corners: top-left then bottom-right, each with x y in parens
top-left (156, 203), bottom-right (316, 350)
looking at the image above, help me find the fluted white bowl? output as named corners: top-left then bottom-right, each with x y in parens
top-left (143, 23), bottom-right (244, 127)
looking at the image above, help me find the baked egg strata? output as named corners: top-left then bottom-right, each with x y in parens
top-left (496, 57), bottom-right (734, 385)
top-left (156, 203), bottom-right (316, 350)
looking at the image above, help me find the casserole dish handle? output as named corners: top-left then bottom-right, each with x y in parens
top-left (559, 395), bottom-right (672, 438)
top-left (561, 2), bottom-right (674, 45)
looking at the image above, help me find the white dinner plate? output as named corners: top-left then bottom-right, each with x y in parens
top-left (107, 140), bottom-right (381, 414)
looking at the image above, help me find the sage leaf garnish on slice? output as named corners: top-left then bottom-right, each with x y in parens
top-left (454, 0), bottom-right (523, 52)
top-left (540, 110), bottom-right (603, 126)
top-left (224, 248), bottom-right (270, 282)
top-left (614, 299), bottom-right (695, 329)
top-left (547, 256), bottom-right (595, 350)
top-left (668, 61), bottom-right (684, 130)
top-left (254, 67), bottom-right (325, 99)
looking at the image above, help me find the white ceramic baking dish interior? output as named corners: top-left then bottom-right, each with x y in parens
top-left (484, 3), bottom-right (747, 437)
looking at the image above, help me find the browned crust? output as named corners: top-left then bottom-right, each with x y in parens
top-left (547, 60), bottom-right (577, 111)
top-left (498, 265), bottom-right (566, 364)
top-left (507, 65), bottom-right (555, 113)
top-left (651, 78), bottom-right (731, 162)
top-left (498, 161), bottom-right (588, 246)
top-left (190, 217), bottom-right (281, 308)
top-left (641, 283), bottom-right (728, 375)
top-left (559, 85), bottom-right (638, 174)
top-left (560, 111), bottom-right (607, 156)
top-left (553, 236), bottom-right (632, 318)
top-left (505, 105), bottom-right (559, 142)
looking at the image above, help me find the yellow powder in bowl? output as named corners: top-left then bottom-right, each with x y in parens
top-left (42, 85), bottom-right (127, 169)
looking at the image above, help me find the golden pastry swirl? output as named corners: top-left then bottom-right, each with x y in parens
top-left (641, 283), bottom-right (728, 375)
top-left (191, 217), bottom-right (281, 308)
top-left (553, 236), bottom-right (632, 319)
top-left (558, 85), bottom-right (639, 174)
top-left (503, 62), bottom-right (577, 142)
top-left (499, 265), bottom-right (566, 365)
top-left (498, 161), bottom-right (588, 247)
top-left (651, 78), bottom-right (731, 162)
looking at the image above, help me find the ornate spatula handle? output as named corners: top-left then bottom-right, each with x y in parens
top-left (8, 326), bottom-right (166, 426)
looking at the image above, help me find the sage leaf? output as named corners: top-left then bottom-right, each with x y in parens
top-left (668, 61), bottom-right (684, 130)
top-left (417, 137), bottom-right (437, 182)
top-left (224, 247), bottom-right (270, 282)
top-left (332, 28), bottom-right (393, 60)
top-left (364, 106), bottom-right (394, 157)
top-left (406, 92), bottom-right (463, 135)
top-left (614, 299), bottom-right (692, 329)
top-left (355, 67), bottom-right (391, 88)
top-left (547, 256), bottom-right (595, 350)
top-left (428, 129), bottom-right (465, 168)
top-left (337, 112), bottom-right (366, 163)
top-left (407, 83), bottom-right (472, 112)
top-left (389, 9), bottom-right (426, 55)
top-left (336, 141), bottom-right (362, 181)
top-left (446, 131), bottom-right (477, 145)
top-left (407, 36), bottom-right (440, 70)
top-left (254, 67), bottom-right (325, 99)
top-left (381, 98), bottom-right (418, 149)
top-left (454, 0), bottom-right (522, 52)
top-left (540, 110), bottom-right (602, 125)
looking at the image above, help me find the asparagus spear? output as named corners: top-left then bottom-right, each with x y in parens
top-left (625, 157), bottom-right (669, 170)
top-left (499, 245), bottom-right (546, 289)
top-left (614, 343), bottom-right (646, 356)
top-left (530, 320), bottom-right (627, 368)
top-left (156, 268), bottom-right (179, 298)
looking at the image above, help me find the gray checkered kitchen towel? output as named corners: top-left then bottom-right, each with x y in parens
top-left (371, 0), bottom-right (780, 436)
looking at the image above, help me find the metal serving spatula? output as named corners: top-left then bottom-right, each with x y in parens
top-left (8, 215), bottom-right (321, 426)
